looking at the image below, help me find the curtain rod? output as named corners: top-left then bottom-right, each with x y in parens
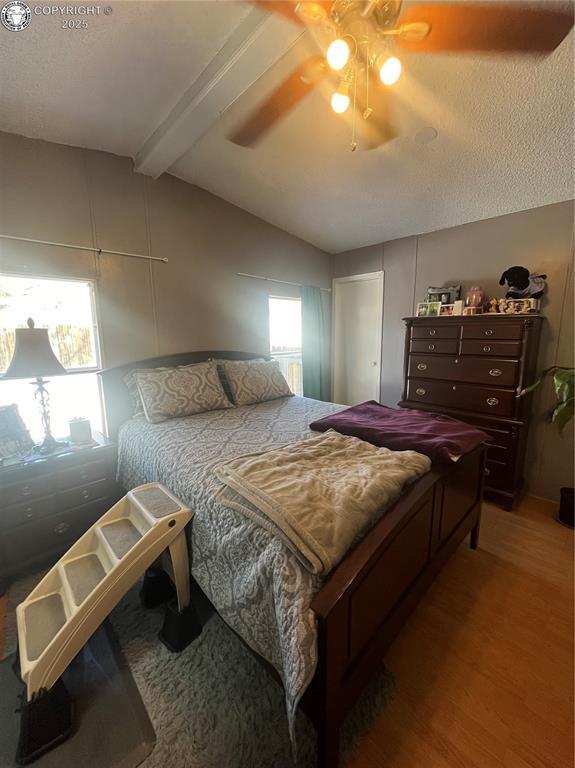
top-left (237, 272), bottom-right (331, 292)
top-left (0, 234), bottom-right (168, 264)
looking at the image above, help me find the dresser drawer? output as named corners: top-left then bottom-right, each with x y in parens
top-left (0, 495), bottom-right (56, 531)
top-left (461, 323), bottom-right (523, 341)
top-left (56, 459), bottom-right (108, 491)
top-left (407, 379), bottom-right (515, 417)
top-left (411, 325), bottom-right (460, 340)
top-left (480, 425), bottom-right (513, 447)
top-left (1, 475), bottom-right (55, 508)
top-left (460, 340), bottom-right (522, 357)
top-left (484, 460), bottom-right (512, 491)
top-left (485, 442), bottom-right (509, 464)
top-left (410, 339), bottom-right (459, 355)
top-left (408, 355), bottom-right (519, 387)
top-left (58, 478), bottom-right (109, 510)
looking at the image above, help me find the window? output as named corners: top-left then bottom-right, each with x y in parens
top-left (0, 274), bottom-right (103, 442)
top-left (269, 296), bottom-right (303, 395)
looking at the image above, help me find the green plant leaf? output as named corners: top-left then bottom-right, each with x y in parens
top-left (553, 368), bottom-right (575, 403)
top-left (518, 366), bottom-right (558, 397)
top-left (552, 397), bottom-right (574, 432)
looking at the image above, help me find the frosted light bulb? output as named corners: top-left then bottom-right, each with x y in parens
top-left (331, 91), bottom-right (350, 114)
top-left (380, 56), bottom-right (402, 85)
top-left (327, 39), bottom-right (350, 71)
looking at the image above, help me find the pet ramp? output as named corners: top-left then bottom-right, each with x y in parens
top-left (15, 483), bottom-right (199, 765)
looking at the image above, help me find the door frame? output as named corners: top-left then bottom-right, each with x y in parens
top-left (331, 271), bottom-right (384, 404)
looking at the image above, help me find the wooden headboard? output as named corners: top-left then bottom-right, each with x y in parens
top-left (98, 350), bottom-right (265, 440)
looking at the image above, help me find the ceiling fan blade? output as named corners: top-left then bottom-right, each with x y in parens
top-left (229, 57), bottom-right (328, 146)
top-left (251, 1), bottom-right (305, 25)
top-left (396, 2), bottom-right (574, 54)
top-left (250, 1), bottom-right (333, 26)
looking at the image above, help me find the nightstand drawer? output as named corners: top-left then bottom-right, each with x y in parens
top-left (56, 459), bottom-right (108, 491)
top-left (1, 475), bottom-right (55, 508)
top-left (0, 499), bottom-right (108, 571)
top-left (0, 495), bottom-right (56, 531)
top-left (58, 478), bottom-right (110, 509)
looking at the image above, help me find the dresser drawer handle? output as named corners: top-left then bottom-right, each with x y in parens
top-left (489, 368), bottom-right (502, 377)
top-left (54, 522), bottom-right (71, 535)
top-left (415, 388), bottom-right (426, 396)
top-left (483, 345), bottom-right (491, 352)
top-left (428, 329), bottom-right (436, 336)
top-left (484, 467), bottom-right (491, 476)
top-left (82, 489), bottom-right (90, 500)
top-left (428, 344), bottom-right (435, 351)
top-left (79, 469), bottom-right (88, 481)
top-left (21, 485), bottom-right (32, 497)
top-left (486, 397), bottom-right (499, 406)
top-left (25, 507), bottom-right (34, 519)
top-left (417, 363), bottom-right (427, 371)
top-left (484, 329), bottom-right (494, 336)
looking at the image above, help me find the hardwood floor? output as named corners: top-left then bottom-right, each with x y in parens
top-left (346, 496), bottom-right (574, 768)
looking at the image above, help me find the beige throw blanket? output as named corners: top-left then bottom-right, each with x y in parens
top-left (214, 430), bottom-right (431, 575)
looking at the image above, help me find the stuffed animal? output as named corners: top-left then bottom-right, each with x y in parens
top-left (499, 266), bottom-right (547, 299)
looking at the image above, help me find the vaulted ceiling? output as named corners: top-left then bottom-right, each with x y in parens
top-left (1, 1), bottom-right (573, 253)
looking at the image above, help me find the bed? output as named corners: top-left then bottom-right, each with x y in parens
top-left (100, 351), bottom-right (484, 768)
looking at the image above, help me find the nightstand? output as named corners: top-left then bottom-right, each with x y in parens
top-left (0, 432), bottom-right (122, 594)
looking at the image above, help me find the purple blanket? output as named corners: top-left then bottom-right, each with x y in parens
top-left (309, 401), bottom-right (487, 464)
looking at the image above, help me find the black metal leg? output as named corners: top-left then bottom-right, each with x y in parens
top-left (140, 567), bottom-right (175, 609)
top-left (470, 522), bottom-right (480, 550)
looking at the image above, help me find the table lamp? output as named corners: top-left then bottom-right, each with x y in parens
top-left (3, 318), bottom-right (66, 454)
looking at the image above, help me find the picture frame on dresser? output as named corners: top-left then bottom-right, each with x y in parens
top-left (400, 314), bottom-right (543, 510)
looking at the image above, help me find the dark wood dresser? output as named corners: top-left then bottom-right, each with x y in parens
top-left (0, 432), bottom-right (122, 593)
top-left (399, 314), bottom-right (543, 509)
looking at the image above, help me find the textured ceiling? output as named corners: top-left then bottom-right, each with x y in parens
top-left (172, 23), bottom-right (575, 252)
top-left (0, 1), bottom-right (250, 156)
top-left (1, 1), bottom-right (573, 253)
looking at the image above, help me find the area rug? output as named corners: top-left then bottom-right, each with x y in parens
top-left (0, 621), bottom-right (155, 768)
top-left (3, 575), bottom-right (395, 768)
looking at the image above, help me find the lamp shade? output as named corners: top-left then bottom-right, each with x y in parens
top-left (3, 318), bottom-right (66, 379)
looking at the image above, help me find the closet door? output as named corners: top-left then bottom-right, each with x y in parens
top-left (332, 272), bottom-right (384, 405)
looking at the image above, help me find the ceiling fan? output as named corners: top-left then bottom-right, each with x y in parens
top-left (229, 1), bottom-right (574, 150)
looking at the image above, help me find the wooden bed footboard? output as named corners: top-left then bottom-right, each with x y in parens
top-left (302, 446), bottom-right (485, 768)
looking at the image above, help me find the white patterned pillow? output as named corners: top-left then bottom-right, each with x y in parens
top-left (134, 362), bottom-right (233, 423)
top-left (221, 359), bottom-right (293, 406)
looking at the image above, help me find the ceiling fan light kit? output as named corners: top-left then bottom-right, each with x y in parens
top-left (230, 1), bottom-right (574, 149)
top-left (326, 37), bottom-right (351, 70)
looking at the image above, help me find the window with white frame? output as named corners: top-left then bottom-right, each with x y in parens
top-left (0, 274), bottom-right (103, 442)
top-left (268, 296), bottom-right (303, 396)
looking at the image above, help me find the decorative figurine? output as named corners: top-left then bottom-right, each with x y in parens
top-left (488, 298), bottom-right (499, 313)
top-left (499, 266), bottom-right (547, 299)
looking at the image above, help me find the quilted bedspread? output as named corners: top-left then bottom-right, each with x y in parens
top-left (117, 395), bottom-right (424, 736)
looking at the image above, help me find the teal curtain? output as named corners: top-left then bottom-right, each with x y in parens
top-left (301, 285), bottom-right (329, 401)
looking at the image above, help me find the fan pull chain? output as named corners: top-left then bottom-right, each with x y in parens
top-left (351, 64), bottom-right (358, 152)
top-left (363, 43), bottom-right (372, 120)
